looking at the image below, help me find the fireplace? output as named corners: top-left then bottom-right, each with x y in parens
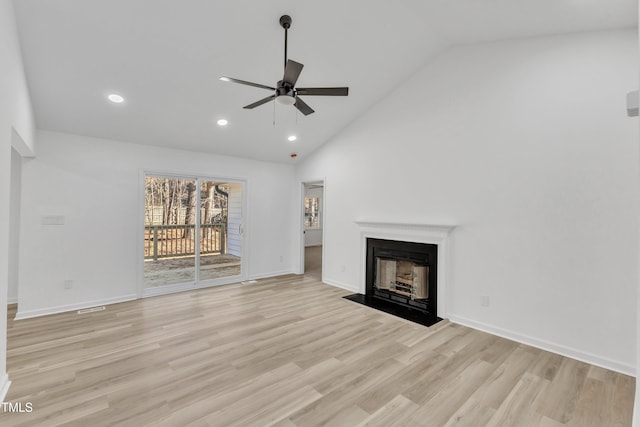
top-left (345, 238), bottom-right (441, 326)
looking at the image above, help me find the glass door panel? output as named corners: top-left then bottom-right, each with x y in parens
top-left (144, 176), bottom-right (197, 288)
top-left (198, 181), bottom-right (242, 281)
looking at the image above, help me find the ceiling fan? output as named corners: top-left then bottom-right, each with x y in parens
top-left (219, 15), bottom-right (349, 116)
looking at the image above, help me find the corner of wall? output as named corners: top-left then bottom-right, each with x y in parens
top-left (11, 127), bottom-right (35, 158)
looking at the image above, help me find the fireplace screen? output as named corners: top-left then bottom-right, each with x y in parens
top-left (363, 238), bottom-right (438, 324)
top-left (375, 258), bottom-right (428, 300)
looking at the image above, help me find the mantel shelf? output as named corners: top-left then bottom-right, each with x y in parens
top-left (354, 221), bottom-right (456, 234)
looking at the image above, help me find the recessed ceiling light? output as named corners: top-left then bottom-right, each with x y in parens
top-left (108, 94), bottom-right (124, 103)
top-left (217, 119), bottom-right (228, 126)
top-left (288, 135), bottom-right (297, 142)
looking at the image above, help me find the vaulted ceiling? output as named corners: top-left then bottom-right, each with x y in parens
top-left (13, 0), bottom-right (638, 162)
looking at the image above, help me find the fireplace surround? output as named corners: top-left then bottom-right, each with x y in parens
top-left (345, 221), bottom-right (455, 326)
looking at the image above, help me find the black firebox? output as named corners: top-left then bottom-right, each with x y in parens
top-left (344, 238), bottom-right (441, 327)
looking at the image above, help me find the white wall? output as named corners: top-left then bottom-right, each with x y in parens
top-left (8, 148), bottom-right (22, 304)
top-left (0, 0), bottom-right (35, 401)
top-left (296, 29), bottom-right (639, 374)
top-left (304, 186), bottom-right (323, 247)
top-left (17, 130), bottom-right (296, 318)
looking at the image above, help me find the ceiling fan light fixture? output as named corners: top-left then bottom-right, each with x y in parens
top-left (276, 95), bottom-right (296, 105)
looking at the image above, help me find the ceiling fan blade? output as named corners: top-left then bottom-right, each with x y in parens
top-left (244, 95), bottom-right (276, 109)
top-left (294, 97), bottom-right (314, 116)
top-left (296, 87), bottom-right (349, 96)
top-left (283, 60), bottom-right (304, 86)
top-left (220, 77), bottom-right (275, 91)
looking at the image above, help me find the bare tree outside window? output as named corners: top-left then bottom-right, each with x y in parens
top-left (143, 175), bottom-right (241, 289)
top-left (144, 176), bottom-right (231, 261)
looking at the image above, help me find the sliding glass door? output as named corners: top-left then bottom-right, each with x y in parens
top-left (198, 180), bottom-right (242, 281)
top-left (143, 174), bottom-right (243, 293)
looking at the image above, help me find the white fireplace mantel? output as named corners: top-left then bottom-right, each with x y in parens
top-left (354, 220), bottom-right (456, 319)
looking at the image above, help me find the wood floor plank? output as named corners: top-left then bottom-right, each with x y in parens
top-left (407, 358), bottom-right (497, 426)
top-left (402, 331), bottom-right (501, 406)
top-left (289, 358), bottom-right (407, 426)
top-left (486, 372), bottom-right (550, 427)
top-left (354, 353), bottom-right (447, 414)
top-left (356, 395), bottom-right (420, 427)
top-left (441, 346), bottom-right (537, 426)
top-left (0, 274), bottom-right (634, 426)
top-left (612, 374), bottom-right (635, 427)
top-left (535, 358), bottom-right (590, 423)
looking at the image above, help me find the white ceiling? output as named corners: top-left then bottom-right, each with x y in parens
top-left (13, 0), bottom-right (638, 163)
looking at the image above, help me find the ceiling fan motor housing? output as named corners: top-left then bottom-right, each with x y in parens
top-left (276, 80), bottom-right (295, 96)
top-left (279, 15), bottom-right (292, 29)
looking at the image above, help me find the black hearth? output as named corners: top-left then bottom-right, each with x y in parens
top-left (344, 238), bottom-right (441, 326)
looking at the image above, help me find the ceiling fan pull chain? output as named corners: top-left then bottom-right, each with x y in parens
top-left (273, 99), bottom-right (276, 126)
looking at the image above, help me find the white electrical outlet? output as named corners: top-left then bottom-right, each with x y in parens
top-left (481, 295), bottom-right (490, 307)
top-left (64, 280), bottom-right (73, 289)
top-left (340, 265), bottom-right (346, 272)
top-left (279, 255), bottom-right (283, 262)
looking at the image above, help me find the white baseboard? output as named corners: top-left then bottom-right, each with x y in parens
top-left (142, 271), bottom-right (297, 298)
top-left (0, 373), bottom-right (11, 402)
top-left (322, 278), bottom-right (360, 293)
top-left (448, 314), bottom-right (635, 377)
top-left (143, 282), bottom-right (195, 298)
top-left (14, 294), bottom-right (138, 320)
top-left (7, 297), bottom-right (17, 305)
top-left (247, 270), bottom-right (295, 281)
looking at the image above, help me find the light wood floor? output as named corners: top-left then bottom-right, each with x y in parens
top-left (305, 245), bottom-right (322, 279)
top-left (2, 274), bottom-right (634, 426)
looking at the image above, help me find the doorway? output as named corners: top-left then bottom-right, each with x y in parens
top-left (142, 174), bottom-right (245, 295)
top-left (301, 181), bottom-right (324, 280)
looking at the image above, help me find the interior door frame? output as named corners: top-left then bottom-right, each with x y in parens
top-left (298, 178), bottom-right (325, 279)
top-left (137, 169), bottom-right (248, 298)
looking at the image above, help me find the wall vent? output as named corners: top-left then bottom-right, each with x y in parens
top-left (77, 306), bottom-right (105, 314)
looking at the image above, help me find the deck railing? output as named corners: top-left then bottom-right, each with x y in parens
top-left (144, 223), bottom-right (226, 260)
